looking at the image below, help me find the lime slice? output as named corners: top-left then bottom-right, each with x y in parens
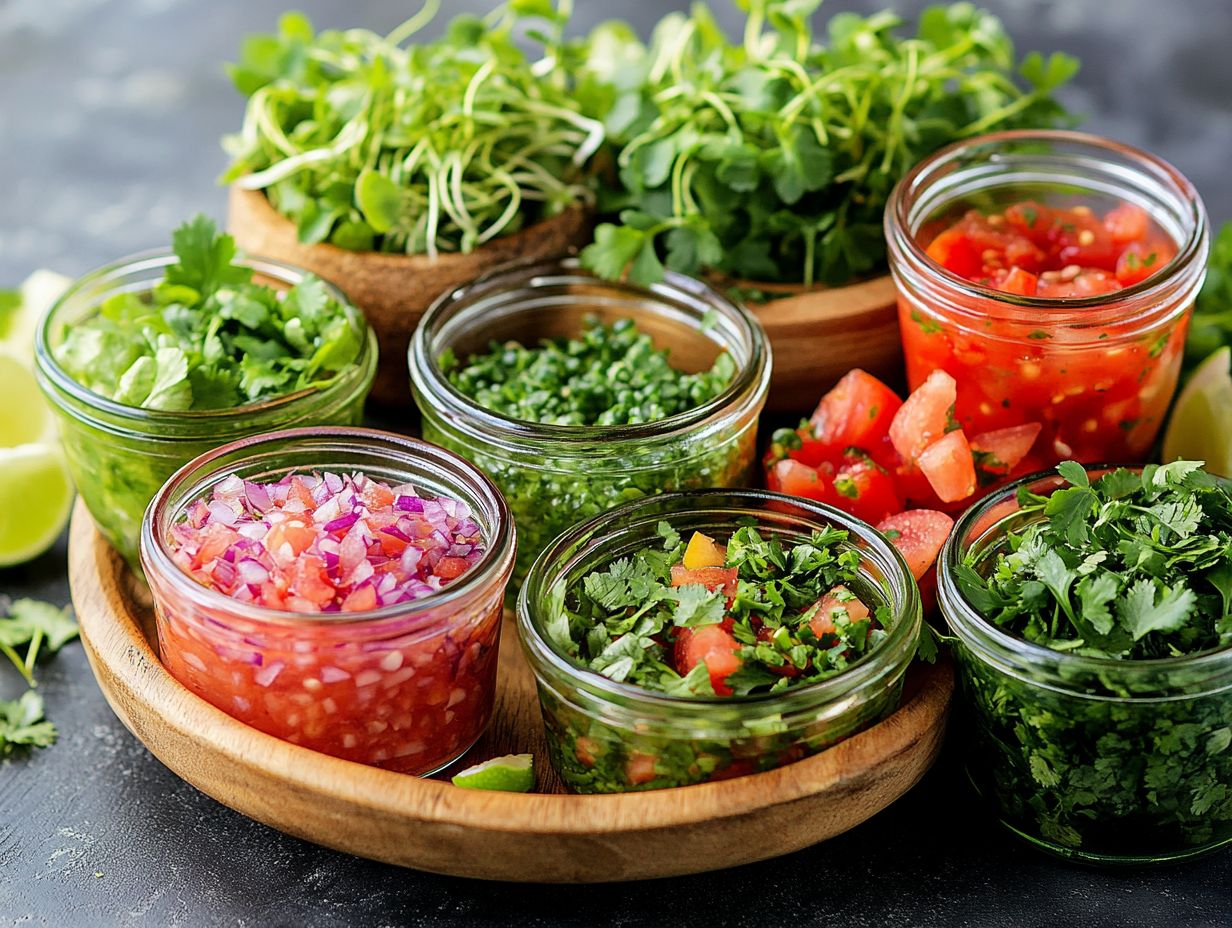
top-left (0, 443), bottom-right (74, 567)
top-left (1162, 347), bottom-right (1232, 477)
top-left (451, 753), bottom-right (535, 792)
top-left (2, 270), bottom-right (70, 365)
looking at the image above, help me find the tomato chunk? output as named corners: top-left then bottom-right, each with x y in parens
top-left (809, 369), bottom-right (903, 455)
top-left (670, 564), bottom-right (739, 598)
top-left (833, 455), bottom-right (902, 524)
top-left (808, 585), bottom-right (870, 639)
top-left (769, 458), bottom-right (837, 505)
top-left (674, 623), bottom-right (743, 696)
top-left (876, 511), bottom-right (955, 580)
top-left (916, 429), bottom-right (977, 503)
top-left (626, 751), bottom-right (658, 786)
top-left (890, 370), bottom-right (957, 463)
top-left (970, 423), bottom-right (1042, 475)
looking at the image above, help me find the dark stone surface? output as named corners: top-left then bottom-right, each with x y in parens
top-left (1, 1), bottom-right (1230, 925)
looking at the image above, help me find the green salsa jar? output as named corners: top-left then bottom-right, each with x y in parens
top-left (409, 258), bottom-right (771, 586)
top-left (35, 251), bottom-right (377, 569)
top-left (939, 466), bottom-right (1232, 865)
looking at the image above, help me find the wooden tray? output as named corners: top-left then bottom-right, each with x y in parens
top-left (69, 502), bottom-right (953, 882)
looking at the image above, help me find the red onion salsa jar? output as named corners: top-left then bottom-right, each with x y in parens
top-left (886, 131), bottom-right (1209, 467)
top-left (140, 427), bottom-right (515, 775)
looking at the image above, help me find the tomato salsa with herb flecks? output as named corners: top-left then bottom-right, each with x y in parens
top-left (902, 198), bottom-right (1188, 464)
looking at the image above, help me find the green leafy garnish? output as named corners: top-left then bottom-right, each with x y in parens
top-left (0, 599), bottom-right (78, 756)
top-left (444, 317), bottom-right (734, 427)
top-left (222, 5), bottom-right (602, 256)
top-left (578, 1), bottom-right (1077, 288)
top-left (958, 460), bottom-right (1232, 659)
top-left (54, 215), bottom-right (365, 411)
top-left (1185, 221), bottom-right (1232, 370)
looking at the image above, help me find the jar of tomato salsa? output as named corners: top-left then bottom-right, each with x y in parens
top-left (140, 427), bottom-right (515, 775)
top-left (886, 131), bottom-right (1209, 466)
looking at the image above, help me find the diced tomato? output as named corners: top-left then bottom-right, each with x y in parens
top-left (435, 556), bottom-right (470, 581)
top-left (808, 585), bottom-right (870, 640)
top-left (1115, 241), bottom-right (1167, 287)
top-left (876, 510), bottom-right (955, 580)
top-left (361, 482), bottom-right (396, 510)
top-left (341, 584), bottom-right (378, 612)
top-left (1038, 267), bottom-right (1123, 299)
top-left (917, 429), bottom-right (977, 503)
top-left (288, 476), bottom-right (316, 509)
top-left (683, 532), bottom-right (726, 570)
top-left (194, 523), bottom-right (239, 567)
top-left (809, 369), bottom-right (903, 454)
top-left (768, 458), bottom-right (837, 505)
top-left (926, 227), bottom-right (983, 278)
top-left (626, 751), bottom-right (658, 786)
top-left (1004, 201), bottom-right (1055, 244)
top-left (575, 737), bottom-right (600, 768)
top-left (1103, 203), bottom-right (1149, 245)
top-left (670, 564), bottom-right (739, 598)
top-left (970, 423), bottom-right (1042, 476)
top-left (997, 266), bottom-right (1038, 296)
top-left (1055, 213), bottom-right (1118, 271)
top-left (833, 455), bottom-right (902, 524)
top-left (674, 623), bottom-right (743, 696)
top-left (265, 518), bottom-right (316, 557)
top-left (292, 555), bottom-right (335, 605)
top-left (889, 370), bottom-right (957, 463)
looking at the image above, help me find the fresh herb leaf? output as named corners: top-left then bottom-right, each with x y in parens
top-left (0, 691), bottom-right (57, 754)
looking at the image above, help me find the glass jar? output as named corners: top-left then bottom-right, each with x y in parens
top-left (409, 257), bottom-right (771, 587)
top-left (140, 427), bottom-right (515, 776)
top-left (886, 130), bottom-right (1209, 467)
top-left (35, 251), bottom-right (378, 570)
top-left (939, 467), bottom-right (1232, 865)
top-left (518, 489), bottom-right (921, 793)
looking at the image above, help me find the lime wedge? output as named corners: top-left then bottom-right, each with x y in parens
top-left (451, 753), bottom-right (535, 792)
top-left (0, 442), bottom-right (74, 567)
top-left (1162, 347), bottom-right (1232, 477)
top-left (2, 270), bottom-right (70, 365)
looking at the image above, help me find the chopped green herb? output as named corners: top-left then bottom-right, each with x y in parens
top-left (911, 309), bottom-right (944, 335)
top-left (954, 461), bottom-right (1232, 856)
top-left (1027, 330), bottom-right (1051, 340)
top-left (0, 599), bottom-right (78, 756)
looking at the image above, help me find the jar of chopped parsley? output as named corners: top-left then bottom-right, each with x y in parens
top-left (409, 258), bottom-right (770, 586)
top-left (940, 462), bottom-right (1232, 864)
top-left (517, 489), bottom-right (922, 793)
top-left (35, 218), bottom-right (378, 569)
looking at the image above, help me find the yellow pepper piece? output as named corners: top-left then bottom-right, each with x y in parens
top-left (682, 531), bottom-right (726, 570)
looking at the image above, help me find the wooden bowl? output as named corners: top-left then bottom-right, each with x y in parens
top-left (227, 187), bottom-right (593, 408)
top-left (70, 502), bottom-right (953, 882)
top-left (745, 275), bottom-right (903, 412)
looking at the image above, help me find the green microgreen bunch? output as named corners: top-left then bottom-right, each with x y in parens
top-left (957, 460), bottom-right (1232, 660)
top-left (54, 215), bottom-right (365, 411)
top-left (578, 0), bottom-right (1078, 288)
top-left (222, 1), bottom-right (603, 256)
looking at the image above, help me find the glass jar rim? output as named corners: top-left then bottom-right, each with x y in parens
top-left (886, 129), bottom-right (1209, 321)
top-left (140, 426), bottom-right (516, 628)
top-left (517, 488), bottom-right (922, 712)
top-left (939, 463), bottom-right (1232, 684)
top-left (35, 249), bottom-right (378, 431)
top-left (408, 256), bottom-right (771, 449)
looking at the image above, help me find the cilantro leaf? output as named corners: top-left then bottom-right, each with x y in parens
top-left (671, 584), bottom-right (725, 628)
top-left (1118, 580), bottom-right (1197, 642)
top-left (0, 691), bottom-right (57, 754)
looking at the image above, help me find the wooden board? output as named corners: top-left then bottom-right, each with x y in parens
top-left (69, 502), bottom-right (953, 882)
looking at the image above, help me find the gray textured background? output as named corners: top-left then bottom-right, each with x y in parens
top-left (2, 1), bottom-right (1231, 926)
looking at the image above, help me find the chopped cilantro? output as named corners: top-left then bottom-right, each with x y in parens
top-left (954, 461), bottom-right (1232, 857)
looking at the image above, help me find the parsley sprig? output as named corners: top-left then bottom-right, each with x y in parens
top-left (957, 460), bottom-right (1232, 660)
top-left (0, 599), bottom-right (78, 754)
top-left (550, 523), bottom-right (888, 697)
top-left (54, 216), bottom-right (365, 411)
top-left (578, 1), bottom-right (1077, 288)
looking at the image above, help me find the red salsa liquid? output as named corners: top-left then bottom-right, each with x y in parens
top-left (903, 199), bottom-right (1186, 465)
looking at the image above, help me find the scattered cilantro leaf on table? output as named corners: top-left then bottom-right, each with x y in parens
top-left (0, 599), bottom-right (77, 755)
top-left (0, 691), bottom-right (57, 754)
top-left (53, 215), bottom-right (365, 412)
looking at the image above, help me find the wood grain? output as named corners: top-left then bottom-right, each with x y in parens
top-left (227, 187), bottom-right (593, 408)
top-left (747, 275), bottom-right (904, 411)
top-left (70, 502), bottom-right (952, 882)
